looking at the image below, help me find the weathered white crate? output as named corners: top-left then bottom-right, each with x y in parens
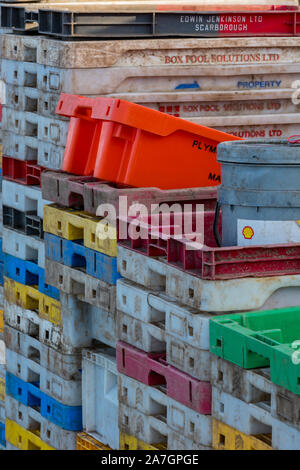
top-left (2, 228), bottom-right (45, 267)
top-left (5, 395), bottom-right (77, 450)
top-left (6, 347), bottom-right (81, 406)
top-left (2, 131), bottom-right (65, 169)
top-left (212, 387), bottom-right (300, 450)
top-left (5, 85), bottom-right (67, 119)
top-left (117, 279), bottom-right (212, 379)
top-left (119, 373), bottom-right (212, 447)
top-left (2, 34), bottom-right (300, 68)
top-left (82, 346), bottom-right (118, 449)
top-left (211, 355), bottom-right (300, 432)
top-left (4, 324), bottom-right (81, 382)
top-left (2, 107), bottom-right (68, 147)
top-left (2, 180), bottom-right (50, 219)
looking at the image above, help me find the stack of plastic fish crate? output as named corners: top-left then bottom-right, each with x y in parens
top-left (0, 32), bottom-right (83, 450)
top-left (39, 93), bottom-right (228, 450)
top-left (2, 3), bottom-right (300, 141)
top-left (1, 0), bottom-right (300, 452)
top-left (0, 130), bottom-right (5, 451)
top-left (43, 92), bottom-right (300, 451)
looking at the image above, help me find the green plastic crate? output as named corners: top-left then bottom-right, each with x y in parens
top-left (209, 306), bottom-right (300, 395)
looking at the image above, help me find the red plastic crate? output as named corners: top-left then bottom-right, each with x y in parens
top-left (118, 210), bottom-right (300, 280)
top-left (56, 94), bottom-right (241, 190)
top-left (2, 156), bottom-right (45, 186)
top-left (116, 341), bottom-right (211, 415)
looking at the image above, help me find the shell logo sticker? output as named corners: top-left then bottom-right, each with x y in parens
top-left (242, 226), bottom-right (254, 240)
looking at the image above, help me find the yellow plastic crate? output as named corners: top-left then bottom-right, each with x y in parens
top-left (0, 310), bottom-right (3, 334)
top-left (212, 419), bottom-right (272, 451)
top-left (0, 377), bottom-right (5, 403)
top-left (5, 419), bottom-right (55, 450)
top-left (4, 277), bottom-right (62, 326)
top-left (119, 432), bottom-right (167, 451)
top-left (77, 433), bottom-right (111, 450)
top-left (43, 204), bottom-right (117, 257)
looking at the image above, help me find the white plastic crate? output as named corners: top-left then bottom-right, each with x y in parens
top-left (82, 346), bottom-right (118, 449)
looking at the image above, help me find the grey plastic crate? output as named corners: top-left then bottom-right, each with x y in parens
top-left (3, 324), bottom-right (81, 382)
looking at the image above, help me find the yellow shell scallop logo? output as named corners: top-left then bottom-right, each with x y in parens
top-left (242, 226), bottom-right (254, 240)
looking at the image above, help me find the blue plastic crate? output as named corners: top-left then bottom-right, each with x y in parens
top-left (0, 421), bottom-right (5, 448)
top-left (6, 372), bottom-right (82, 432)
top-left (4, 253), bottom-right (60, 300)
top-left (45, 233), bottom-right (121, 285)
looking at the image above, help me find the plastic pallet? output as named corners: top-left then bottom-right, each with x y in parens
top-left (44, 204), bottom-right (117, 257)
top-left (1, 29), bottom-right (300, 67)
top-left (4, 324), bottom-right (81, 382)
top-left (117, 341), bottom-right (211, 414)
top-left (117, 310), bottom-right (210, 382)
top-left (117, 278), bottom-right (212, 380)
top-left (4, 277), bottom-right (62, 326)
top-left (56, 93), bottom-right (240, 188)
top-left (3, 254), bottom-right (60, 300)
top-left (5, 395), bottom-right (78, 450)
top-left (5, 347), bottom-right (81, 406)
top-left (45, 233), bottom-right (121, 285)
top-left (45, 260), bottom-right (116, 312)
top-left (212, 419), bottom-right (272, 451)
top-left (212, 387), bottom-right (300, 450)
top-left (2, 156), bottom-right (45, 186)
top-left (119, 396), bottom-right (211, 448)
top-left (6, 372), bottom-right (82, 432)
top-left (41, 170), bottom-right (217, 214)
top-left (3, 206), bottom-right (43, 239)
top-left (117, 245), bottom-right (300, 312)
top-left (2, 228), bottom-right (45, 267)
top-left (77, 432), bottom-right (111, 451)
top-left (211, 355), bottom-right (300, 432)
top-left (5, 85), bottom-right (66, 120)
top-left (2, 130), bottom-right (65, 170)
top-left (210, 305), bottom-right (300, 395)
top-left (5, 419), bottom-right (54, 450)
top-left (2, 179), bottom-right (49, 219)
top-left (119, 209), bottom-right (300, 280)
top-left (2, 107), bottom-right (69, 148)
top-left (4, 296), bottom-right (116, 354)
top-left (1, 51), bottom-right (299, 100)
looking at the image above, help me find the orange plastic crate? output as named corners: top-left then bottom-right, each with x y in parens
top-left (56, 94), bottom-right (241, 190)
